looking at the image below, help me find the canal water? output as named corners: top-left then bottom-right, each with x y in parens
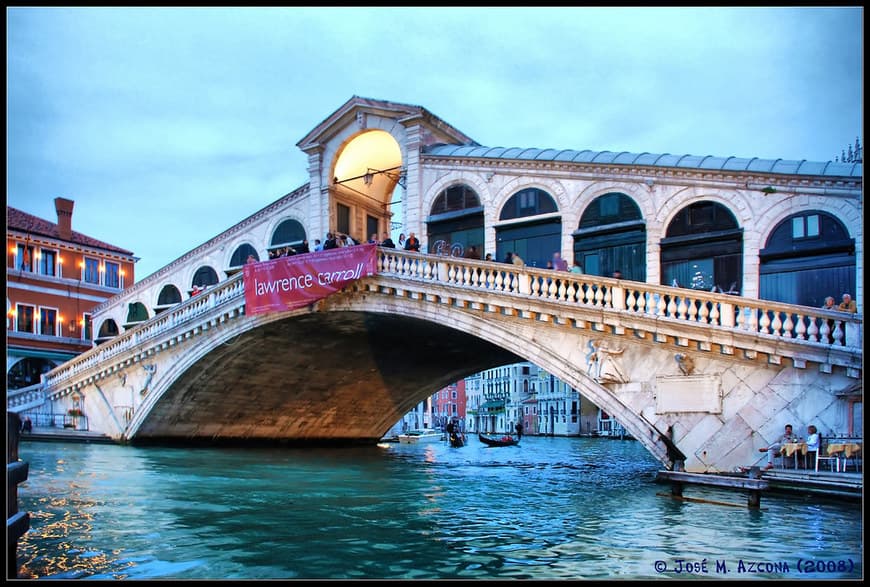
top-left (15, 436), bottom-right (862, 580)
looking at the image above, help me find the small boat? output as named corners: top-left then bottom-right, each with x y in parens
top-left (398, 429), bottom-right (442, 444)
top-left (448, 431), bottom-right (466, 448)
top-left (478, 432), bottom-right (519, 447)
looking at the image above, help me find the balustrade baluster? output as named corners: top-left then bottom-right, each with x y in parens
top-left (698, 301), bottom-right (709, 324)
top-left (757, 310), bottom-right (769, 334)
top-left (667, 295), bottom-right (677, 318)
top-left (807, 318), bottom-right (821, 343)
top-left (625, 289), bottom-right (636, 312)
top-left (831, 321), bottom-right (844, 346)
top-left (686, 299), bottom-right (698, 322)
top-left (794, 315), bottom-right (807, 340)
top-left (782, 313), bottom-right (795, 338)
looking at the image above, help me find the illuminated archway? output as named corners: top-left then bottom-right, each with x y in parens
top-left (331, 130), bottom-right (403, 242)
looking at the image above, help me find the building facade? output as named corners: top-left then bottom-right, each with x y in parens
top-left (6, 198), bottom-right (137, 392)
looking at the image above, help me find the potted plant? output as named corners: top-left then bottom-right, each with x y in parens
top-left (67, 408), bottom-right (84, 429)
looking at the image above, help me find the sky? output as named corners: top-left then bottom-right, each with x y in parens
top-left (6, 6), bottom-right (864, 281)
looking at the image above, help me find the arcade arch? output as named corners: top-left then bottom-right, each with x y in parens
top-left (496, 187), bottom-right (560, 268)
top-left (759, 211), bottom-right (856, 307)
top-left (660, 200), bottom-right (743, 294)
top-left (426, 183), bottom-right (484, 258)
top-left (330, 130), bottom-right (403, 243)
top-left (573, 192), bottom-right (646, 280)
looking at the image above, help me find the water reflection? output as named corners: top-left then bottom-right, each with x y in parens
top-left (15, 437), bottom-right (862, 580)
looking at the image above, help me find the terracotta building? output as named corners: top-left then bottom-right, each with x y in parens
top-left (6, 198), bottom-right (137, 389)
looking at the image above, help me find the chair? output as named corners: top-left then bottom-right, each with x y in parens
top-left (816, 437), bottom-right (840, 472)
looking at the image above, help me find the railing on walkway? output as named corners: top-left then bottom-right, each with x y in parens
top-left (34, 248), bottom-right (863, 397)
top-left (380, 251), bottom-right (862, 349)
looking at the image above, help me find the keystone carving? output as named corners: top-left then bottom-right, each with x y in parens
top-left (674, 353), bottom-right (696, 376)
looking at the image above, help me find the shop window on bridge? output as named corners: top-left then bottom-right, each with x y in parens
top-left (269, 219), bottom-right (307, 257)
top-left (660, 201), bottom-right (742, 293)
top-left (124, 302), bottom-right (149, 330)
top-left (95, 319), bottom-right (119, 345)
top-left (427, 184), bottom-right (484, 258)
top-left (573, 193), bottom-right (645, 280)
top-left (337, 203), bottom-right (351, 236)
top-left (759, 211), bottom-right (855, 308)
top-left (228, 243), bottom-right (260, 273)
top-left (155, 284), bottom-right (183, 314)
top-left (496, 188), bottom-right (560, 269)
top-left (192, 266), bottom-right (220, 292)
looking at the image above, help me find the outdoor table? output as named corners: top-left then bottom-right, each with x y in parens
top-left (780, 442), bottom-right (808, 469)
top-left (826, 442), bottom-right (862, 471)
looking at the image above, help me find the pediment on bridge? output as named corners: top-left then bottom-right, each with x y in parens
top-left (295, 95), bottom-right (479, 153)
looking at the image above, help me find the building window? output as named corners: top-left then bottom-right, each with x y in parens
top-left (40, 308), bottom-right (57, 336)
top-left (16, 304), bottom-right (35, 333)
top-left (17, 244), bottom-right (34, 272)
top-left (84, 257), bottom-right (100, 284)
top-left (40, 248), bottom-right (57, 277)
top-left (83, 313), bottom-right (93, 341)
top-left (104, 261), bottom-right (120, 288)
top-left (792, 214), bottom-right (820, 240)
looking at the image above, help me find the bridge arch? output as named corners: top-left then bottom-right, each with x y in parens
top-left (122, 298), bottom-right (670, 465)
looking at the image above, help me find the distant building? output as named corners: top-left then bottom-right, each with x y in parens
top-left (6, 198), bottom-right (137, 389)
top-left (433, 380), bottom-right (466, 429)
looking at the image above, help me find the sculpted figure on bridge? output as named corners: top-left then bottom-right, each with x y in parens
top-left (585, 339), bottom-right (627, 383)
top-left (674, 353), bottom-right (696, 376)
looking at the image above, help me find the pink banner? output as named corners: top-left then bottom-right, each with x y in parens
top-left (243, 244), bottom-right (378, 315)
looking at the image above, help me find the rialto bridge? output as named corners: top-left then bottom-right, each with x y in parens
top-left (8, 248), bottom-right (862, 473)
top-left (8, 96), bottom-right (862, 473)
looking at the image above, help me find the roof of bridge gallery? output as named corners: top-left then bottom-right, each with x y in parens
top-left (422, 145), bottom-right (863, 178)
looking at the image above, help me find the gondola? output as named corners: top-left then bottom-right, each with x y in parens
top-left (478, 432), bottom-right (519, 447)
top-left (448, 431), bottom-right (466, 448)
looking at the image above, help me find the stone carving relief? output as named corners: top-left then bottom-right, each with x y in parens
top-left (674, 353), bottom-right (695, 376)
top-left (585, 339), bottom-right (628, 383)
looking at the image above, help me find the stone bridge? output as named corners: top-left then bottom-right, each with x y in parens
top-left (8, 249), bottom-right (862, 473)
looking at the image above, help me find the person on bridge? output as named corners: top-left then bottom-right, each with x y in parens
top-left (404, 232), bottom-right (421, 252)
top-left (552, 252), bottom-right (568, 271)
top-left (570, 258), bottom-right (584, 274)
top-left (838, 293), bottom-right (857, 313)
top-left (759, 423), bottom-right (794, 470)
top-left (380, 232), bottom-right (396, 248)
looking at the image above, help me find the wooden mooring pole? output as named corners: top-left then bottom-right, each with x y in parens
top-left (7, 412), bottom-right (30, 579)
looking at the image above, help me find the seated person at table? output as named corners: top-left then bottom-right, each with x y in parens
top-left (805, 425), bottom-right (820, 468)
top-left (759, 424), bottom-right (794, 470)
